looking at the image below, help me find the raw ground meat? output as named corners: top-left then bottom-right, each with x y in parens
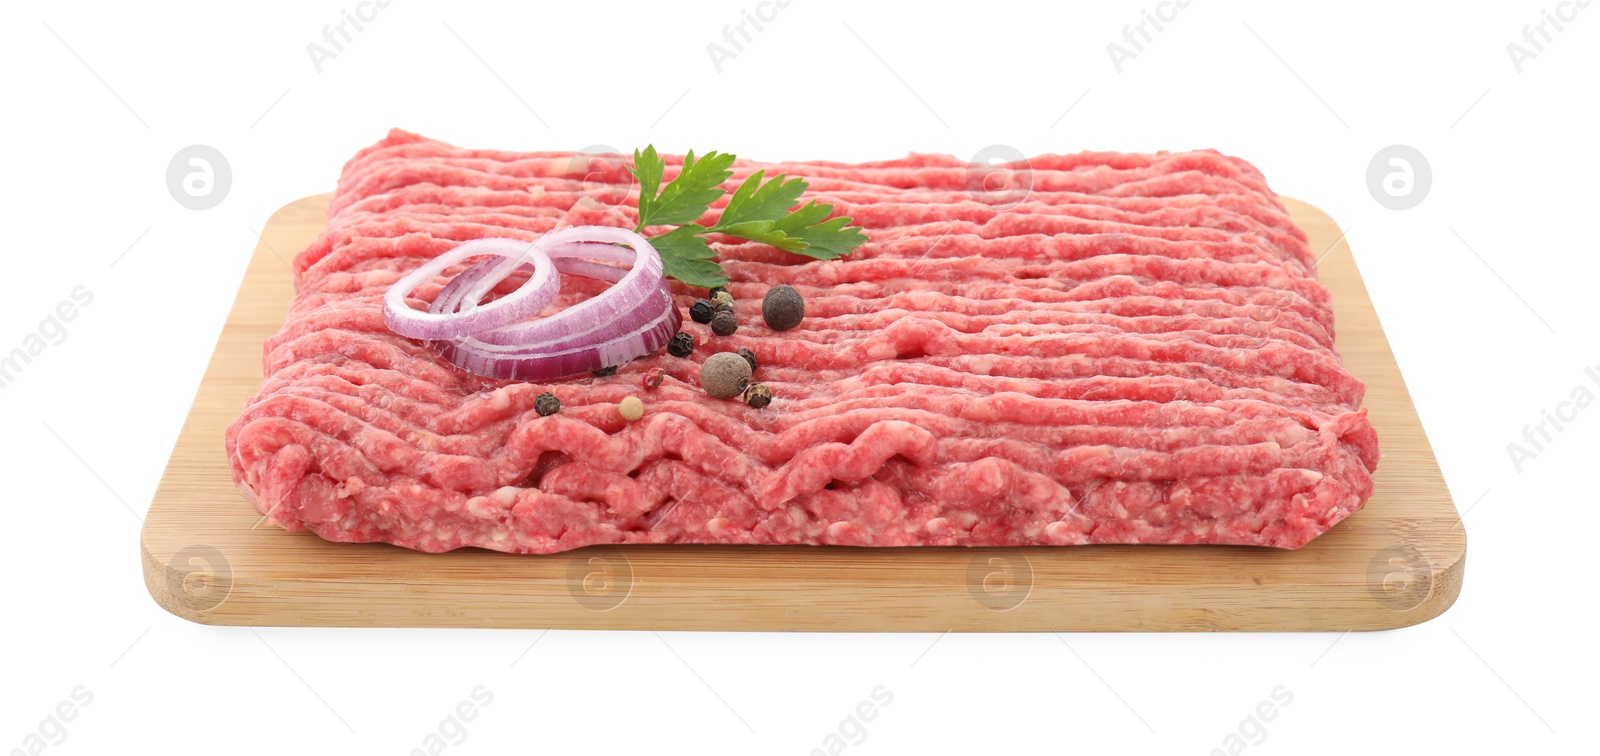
top-left (224, 129), bottom-right (1378, 553)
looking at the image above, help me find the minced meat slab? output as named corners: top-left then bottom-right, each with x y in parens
top-left (224, 129), bottom-right (1378, 553)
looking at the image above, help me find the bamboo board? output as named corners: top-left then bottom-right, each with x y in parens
top-left (140, 194), bottom-right (1465, 631)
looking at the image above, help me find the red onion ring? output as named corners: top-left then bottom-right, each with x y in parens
top-left (466, 229), bottom-right (665, 347)
top-left (385, 227), bottom-right (680, 381)
top-left (383, 238), bottom-right (558, 340)
top-left (433, 241), bottom-right (635, 315)
top-left (436, 286), bottom-right (681, 381)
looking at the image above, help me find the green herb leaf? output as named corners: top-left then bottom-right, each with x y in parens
top-left (642, 149), bottom-right (735, 228)
top-left (627, 147), bottom-right (865, 287)
top-left (649, 224), bottom-right (728, 288)
top-left (771, 198), bottom-right (831, 230)
top-left (767, 201), bottom-right (867, 260)
top-left (628, 146), bottom-right (664, 232)
top-left (716, 170), bottom-right (809, 229)
top-left (713, 221), bottom-right (808, 252)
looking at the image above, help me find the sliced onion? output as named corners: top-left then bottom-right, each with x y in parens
top-left (466, 231), bottom-right (664, 347)
top-left (513, 279), bottom-right (676, 353)
top-left (436, 285), bottom-right (681, 381)
top-left (383, 237), bottom-right (557, 340)
top-left (551, 257), bottom-right (630, 283)
top-left (432, 241), bottom-right (635, 316)
top-left (385, 226), bottom-right (681, 382)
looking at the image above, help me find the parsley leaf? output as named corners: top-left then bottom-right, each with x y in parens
top-left (767, 201), bottom-right (868, 260)
top-left (628, 146), bottom-right (664, 228)
top-left (716, 170), bottom-right (808, 228)
top-left (628, 145), bottom-right (866, 287)
top-left (714, 221), bottom-right (808, 252)
top-left (649, 224), bottom-right (728, 288)
top-left (638, 149), bottom-right (735, 228)
top-left (714, 200), bottom-right (865, 259)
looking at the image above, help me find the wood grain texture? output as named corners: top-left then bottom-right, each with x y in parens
top-left (140, 194), bottom-right (1465, 631)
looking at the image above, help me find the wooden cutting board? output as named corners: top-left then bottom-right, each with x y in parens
top-left (140, 194), bottom-right (1465, 631)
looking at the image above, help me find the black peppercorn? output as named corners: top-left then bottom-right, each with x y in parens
top-left (534, 391), bottom-right (561, 416)
top-left (592, 365), bottom-right (618, 377)
top-left (737, 348), bottom-right (758, 372)
top-left (689, 298), bottom-right (714, 324)
top-left (744, 382), bottom-right (772, 409)
top-left (711, 309), bottom-right (738, 336)
top-left (762, 284), bottom-right (805, 331)
top-left (713, 301), bottom-right (734, 315)
top-left (667, 331), bottom-right (695, 357)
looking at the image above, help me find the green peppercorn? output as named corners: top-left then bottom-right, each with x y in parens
top-left (534, 391), bottom-right (561, 416)
top-left (667, 331), bottom-right (695, 357)
top-left (762, 284), bottom-right (805, 331)
top-left (737, 348), bottom-right (758, 372)
top-left (744, 382), bottom-right (773, 409)
top-left (700, 352), bottom-right (752, 399)
top-left (711, 309), bottom-right (738, 336)
top-left (711, 290), bottom-right (735, 308)
top-left (689, 298), bottom-right (714, 324)
top-left (708, 286), bottom-right (728, 301)
top-left (592, 365), bottom-right (618, 377)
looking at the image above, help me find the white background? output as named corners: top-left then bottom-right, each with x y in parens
top-left (1, 0), bottom-right (1593, 753)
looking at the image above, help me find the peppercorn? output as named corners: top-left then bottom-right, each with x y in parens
top-left (667, 331), bottom-right (695, 357)
top-left (713, 301), bottom-right (734, 315)
top-left (711, 309), bottom-right (738, 337)
top-left (534, 391), bottom-right (561, 416)
top-left (643, 367), bottom-right (666, 390)
top-left (708, 286), bottom-right (728, 301)
top-left (744, 382), bottom-right (772, 409)
top-left (689, 298), bottom-right (714, 324)
top-left (737, 348), bottom-right (758, 372)
top-left (762, 284), bottom-right (805, 331)
top-left (711, 290), bottom-right (735, 308)
top-left (619, 396), bottom-right (644, 422)
top-left (700, 352), bottom-right (752, 399)
top-left (592, 365), bottom-right (618, 377)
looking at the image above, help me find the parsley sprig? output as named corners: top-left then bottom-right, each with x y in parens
top-left (628, 145), bottom-right (867, 288)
